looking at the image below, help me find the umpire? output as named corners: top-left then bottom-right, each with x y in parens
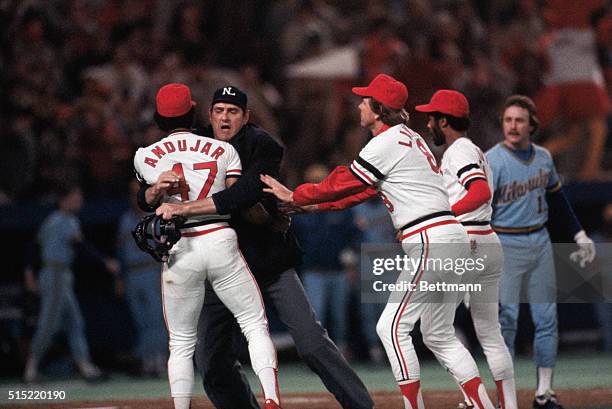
top-left (146, 85), bottom-right (374, 409)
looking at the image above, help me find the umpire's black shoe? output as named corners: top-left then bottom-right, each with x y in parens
top-left (533, 392), bottom-right (564, 409)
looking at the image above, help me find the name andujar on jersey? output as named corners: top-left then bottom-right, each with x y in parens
top-left (372, 280), bottom-right (482, 293)
top-left (143, 139), bottom-right (226, 168)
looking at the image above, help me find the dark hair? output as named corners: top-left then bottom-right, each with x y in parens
top-left (431, 112), bottom-right (470, 132)
top-left (154, 107), bottom-right (196, 132)
top-left (55, 182), bottom-right (80, 200)
top-left (502, 95), bottom-right (539, 135)
top-left (369, 98), bottom-right (409, 126)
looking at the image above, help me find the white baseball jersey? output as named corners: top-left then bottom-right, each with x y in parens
top-left (355, 127), bottom-right (494, 405)
top-left (133, 131), bottom-right (278, 405)
top-left (134, 131), bottom-right (242, 227)
top-left (349, 124), bottom-right (451, 230)
top-left (441, 137), bottom-right (493, 223)
top-left (442, 137), bottom-right (517, 408)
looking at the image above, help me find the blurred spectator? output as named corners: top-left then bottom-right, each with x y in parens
top-left (115, 180), bottom-right (167, 377)
top-left (23, 184), bottom-right (119, 383)
top-left (2, 0), bottom-right (611, 205)
top-left (292, 163), bottom-right (361, 356)
top-left (536, 0), bottom-right (610, 180)
top-left (280, 0), bottom-right (335, 64)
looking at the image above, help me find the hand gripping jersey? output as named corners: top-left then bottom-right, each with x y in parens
top-left (441, 137), bottom-right (493, 223)
top-left (349, 124), bottom-right (452, 230)
top-left (134, 131), bottom-right (242, 231)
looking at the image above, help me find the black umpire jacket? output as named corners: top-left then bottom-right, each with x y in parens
top-left (138, 123), bottom-right (303, 283)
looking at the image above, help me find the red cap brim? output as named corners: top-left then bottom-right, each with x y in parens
top-left (414, 103), bottom-right (437, 113)
top-left (352, 86), bottom-right (371, 96)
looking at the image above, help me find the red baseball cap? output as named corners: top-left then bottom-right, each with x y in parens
top-left (415, 90), bottom-right (469, 118)
top-left (156, 83), bottom-right (196, 117)
top-left (352, 74), bottom-right (408, 110)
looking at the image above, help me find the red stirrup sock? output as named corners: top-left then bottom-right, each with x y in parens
top-left (399, 380), bottom-right (421, 409)
top-left (462, 377), bottom-right (486, 409)
top-left (495, 380), bottom-right (505, 409)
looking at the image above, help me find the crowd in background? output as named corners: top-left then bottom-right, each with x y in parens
top-left (1, 0), bottom-right (612, 375)
top-left (1, 0), bottom-right (611, 204)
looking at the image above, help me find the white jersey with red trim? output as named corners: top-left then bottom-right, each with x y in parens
top-left (136, 131), bottom-right (279, 405)
top-left (349, 124), bottom-right (451, 230)
top-left (133, 131), bottom-right (242, 224)
top-left (441, 137), bottom-right (493, 223)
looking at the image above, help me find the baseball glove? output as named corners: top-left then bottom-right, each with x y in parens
top-left (132, 214), bottom-right (186, 262)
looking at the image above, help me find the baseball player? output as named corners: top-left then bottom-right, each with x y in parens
top-left (154, 85), bottom-right (373, 409)
top-left (486, 95), bottom-right (596, 409)
top-left (133, 83), bottom-right (281, 409)
top-left (23, 183), bottom-right (115, 383)
top-left (415, 90), bottom-right (517, 409)
top-left (262, 74), bottom-right (496, 409)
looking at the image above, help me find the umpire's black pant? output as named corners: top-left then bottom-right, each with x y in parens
top-left (194, 268), bottom-right (374, 409)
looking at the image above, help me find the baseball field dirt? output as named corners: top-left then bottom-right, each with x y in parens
top-left (4, 388), bottom-right (612, 409)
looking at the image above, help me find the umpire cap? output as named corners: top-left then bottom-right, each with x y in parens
top-left (211, 86), bottom-right (248, 111)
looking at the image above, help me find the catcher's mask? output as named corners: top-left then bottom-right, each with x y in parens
top-left (132, 214), bottom-right (186, 262)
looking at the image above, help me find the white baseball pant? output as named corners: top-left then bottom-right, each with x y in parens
top-left (162, 226), bottom-right (277, 401)
top-left (376, 221), bottom-right (493, 409)
top-left (462, 225), bottom-right (517, 409)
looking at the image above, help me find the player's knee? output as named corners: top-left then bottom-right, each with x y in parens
top-left (498, 309), bottom-right (519, 330)
top-left (241, 324), bottom-right (270, 344)
top-left (421, 332), bottom-right (443, 351)
top-left (169, 338), bottom-right (197, 359)
top-left (533, 315), bottom-right (557, 333)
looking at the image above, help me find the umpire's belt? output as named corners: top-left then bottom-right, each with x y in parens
top-left (492, 223), bottom-right (546, 235)
top-left (400, 211), bottom-right (457, 239)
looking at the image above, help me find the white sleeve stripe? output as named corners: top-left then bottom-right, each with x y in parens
top-left (350, 162), bottom-right (374, 185)
top-left (461, 169), bottom-right (485, 179)
top-left (460, 171), bottom-right (486, 185)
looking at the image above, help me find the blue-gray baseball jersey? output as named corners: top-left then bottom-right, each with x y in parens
top-left (38, 210), bottom-right (82, 266)
top-left (486, 143), bottom-right (561, 231)
top-left (486, 142), bottom-right (560, 369)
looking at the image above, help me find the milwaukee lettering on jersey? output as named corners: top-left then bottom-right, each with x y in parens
top-left (144, 140), bottom-right (225, 168)
top-left (493, 168), bottom-right (550, 205)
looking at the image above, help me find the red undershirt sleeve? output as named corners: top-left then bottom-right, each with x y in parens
top-left (451, 178), bottom-right (491, 216)
top-left (317, 186), bottom-right (379, 211)
top-left (293, 165), bottom-right (370, 205)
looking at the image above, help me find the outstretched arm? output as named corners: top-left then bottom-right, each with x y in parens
top-left (261, 165), bottom-right (370, 206)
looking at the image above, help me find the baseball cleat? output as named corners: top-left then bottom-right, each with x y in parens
top-left (533, 391), bottom-right (564, 409)
top-left (264, 399), bottom-right (282, 409)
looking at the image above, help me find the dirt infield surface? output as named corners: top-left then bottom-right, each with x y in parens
top-left (5, 388), bottom-right (612, 409)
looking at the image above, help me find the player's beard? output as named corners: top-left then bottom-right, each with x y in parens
top-left (430, 123), bottom-right (445, 146)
